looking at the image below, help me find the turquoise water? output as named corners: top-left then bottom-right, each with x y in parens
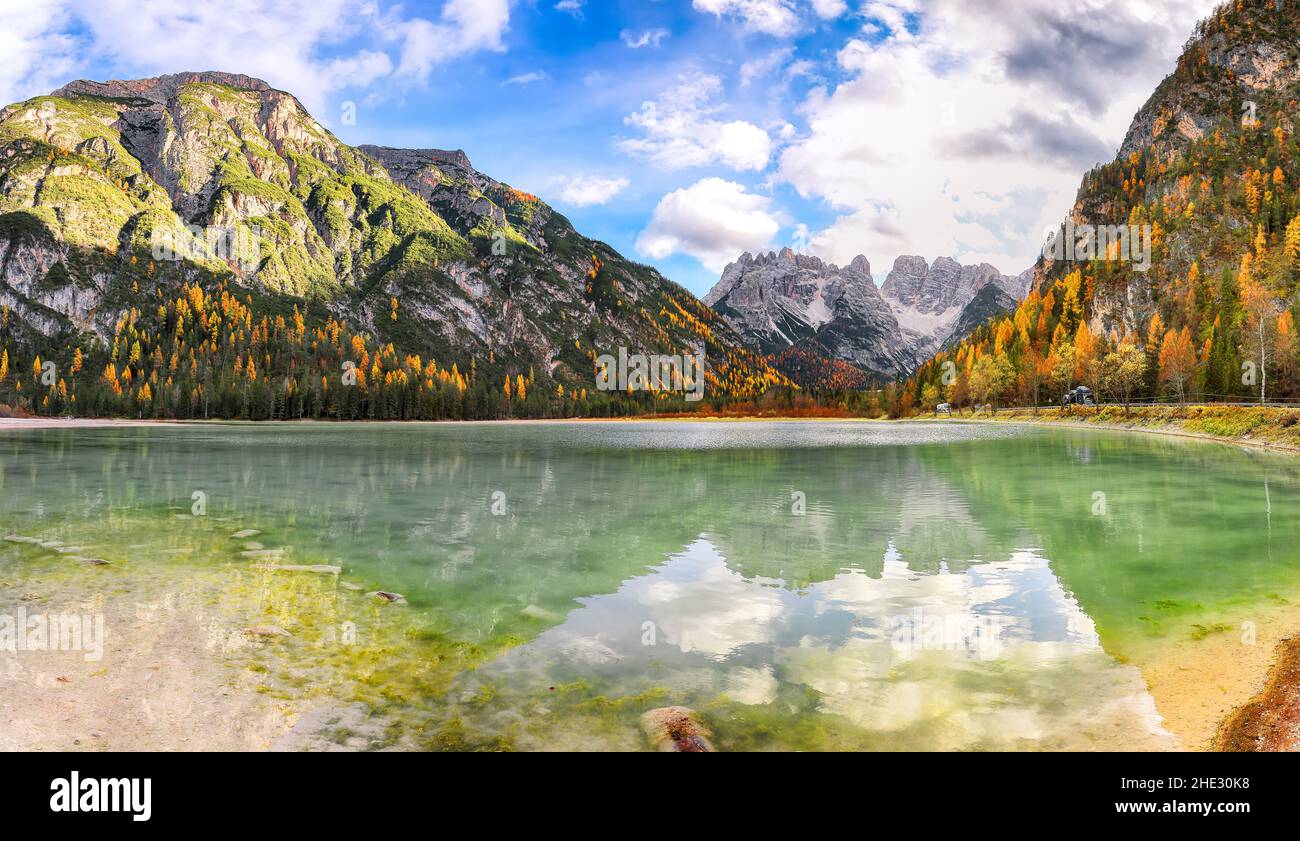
top-left (3, 420), bottom-right (1299, 750)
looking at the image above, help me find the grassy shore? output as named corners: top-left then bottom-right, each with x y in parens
top-left (925, 404), bottom-right (1300, 453)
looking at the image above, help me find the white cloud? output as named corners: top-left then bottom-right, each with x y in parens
top-left (392, 0), bottom-right (513, 86)
top-left (740, 47), bottom-right (793, 87)
top-left (693, 0), bottom-right (802, 36)
top-left (620, 28), bottom-right (671, 49)
top-left (0, 0), bottom-right (79, 107)
top-left (553, 174), bottom-right (631, 207)
top-left (637, 177), bottom-right (780, 272)
top-left (0, 0), bottom-right (514, 117)
top-left (503, 71), bottom-right (548, 86)
top-left (778, 0), bottom-right (1220, 276)
top-left (34, 0), bottom-right (408, 114)
top-left (323, 50), bottom-right (396, 91)
top-left (810, 0), bottom-right (849, 17)
top-left (554, 0), bottom-right (585, 20)
top-left (618, 74), bottom-right (772, 171)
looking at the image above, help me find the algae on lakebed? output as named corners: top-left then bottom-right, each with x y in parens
top-left (0, 510), bottom-right (536, 750)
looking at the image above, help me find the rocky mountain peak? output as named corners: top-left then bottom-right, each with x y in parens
top-left (725, 249), bottom-right (873, 278)
top-left (704, 248), bottom-right (913, 378)
top-left (882, 255), bottom-right (1026, 316)
top-left (1118, 1), bottom-right (1300, 159)
top-left (358, 145), bottom-right (475, 176)
top-left (707, 250), bottom-right (1029, 380)
top-left (52, 72), bottom-right (277, 104)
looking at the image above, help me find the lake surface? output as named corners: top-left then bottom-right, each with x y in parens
top-left (3, 420), bottom-right (1300, 751)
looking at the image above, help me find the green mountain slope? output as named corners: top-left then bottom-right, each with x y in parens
top-left (0, 72), bottom-right (787, 419)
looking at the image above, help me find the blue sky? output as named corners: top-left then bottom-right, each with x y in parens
top-left (325, 1), bottom-right (866, 292)
top-left (2, 0), bottom-right (1219, 296)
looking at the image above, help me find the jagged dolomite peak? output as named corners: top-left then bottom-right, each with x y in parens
top-left (705, 249), bottom-right (1029, 379)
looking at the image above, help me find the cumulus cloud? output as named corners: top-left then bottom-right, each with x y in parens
top-left (779, 0), bottom-right (1219, 275)
top-left (24, 0), bottom-right (407, 114)
top-left (618, 73), bottom-right (773, 171)
top-left (693, 0), bottom-right (802, 36)
top-left (942, 109), bottom-right (1112, 170)
top-left (553, 174), bottom-right (631, 207)
top-left (693, 0), bottom-right (848, 34)
top-left (391, 0), bottom-right (513, 86)
top-left (637, 177), bottom-right (780, 272)
top-left (810, 0), bottom-right (849, 17)
top-left (0, 0), bottom-right (79, 108)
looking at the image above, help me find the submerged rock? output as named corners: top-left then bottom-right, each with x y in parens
top-left (367, 591), bottom-right (407, 605)
top-left (339, 582), bottom-right (363, 591)
top-left (557, 635), bottom-right (620, 665)
top-left (640, 707), bottom-right (714, 753)
top-left (251, 563), bottom-right (341, 575)
top-left (240, 549), bottom-right (287, 561)
top-left (232, 529), bottom-right (261, 539)
top-left (521, 604), bottom-right (563, 622)
top-left (240, 625), bottom-right (292, 638)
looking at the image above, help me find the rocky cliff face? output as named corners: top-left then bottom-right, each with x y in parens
top-left (705, 249), bottom-right (1028, 379)
top-left (1119, 7), bottom-right (1300, 162)
top-left (1075, 0), bottom-right (1300, 341)
top-left (882, 256), bottom-right (1029, 314)
top-left (0, 72), bottom-right (785, 399)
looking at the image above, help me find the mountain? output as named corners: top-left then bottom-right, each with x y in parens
top-left (704, 248), bottom-right (1027, 381)
top-left (881, 256), bottom-right (1031, 357)
top-left (0, 72), bottom-right (787, 418)
top-left (905, 0), bottom-right (1300, 411)
top-left (939, 283), bottom-right (1019, 352)
top-left (881, 255), bottom-right (1029, 314)
top-left (703, 249), bottom-right (918, 378)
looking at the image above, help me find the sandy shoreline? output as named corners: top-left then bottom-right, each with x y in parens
top-left (0, 536), bottom-right (415, 752)
top-left (0, 582), bottom-right (298, 752)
